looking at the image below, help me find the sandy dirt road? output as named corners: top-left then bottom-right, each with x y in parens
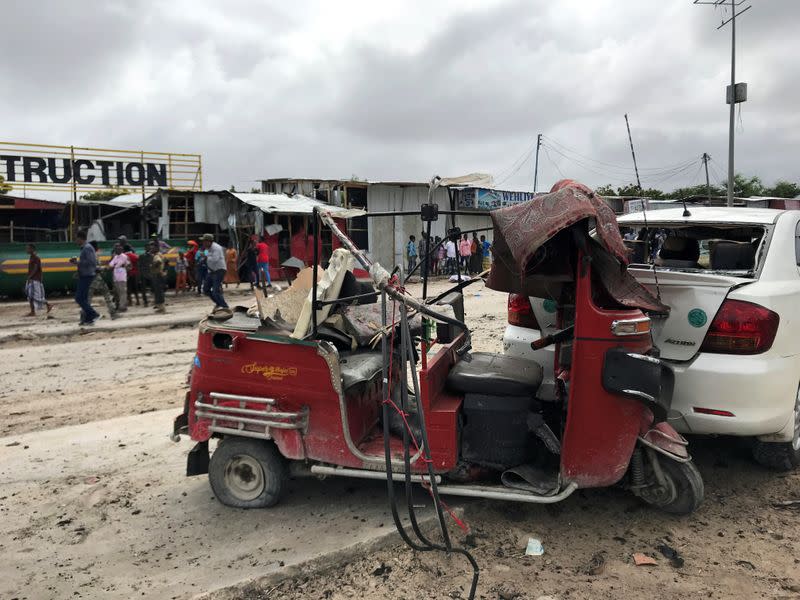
top-left (2, 278), bottom-right (800, 599)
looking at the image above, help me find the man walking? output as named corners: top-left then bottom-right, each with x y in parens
top-left (202, 233), bottom-right (229, 312)
top-left (88, 241), bottom-right (118, 319)
top-left (256, 235), bottom-right (271, 289)
top-left (70, 231), bottom-right (100, 326)
top-left (109, 243), bottom-right (130, 312)
top-left (24, 243), bottom-right (53, 317)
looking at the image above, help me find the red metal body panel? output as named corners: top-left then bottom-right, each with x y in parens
top-left (188, 323), bottom-right (463, 474)
top-left (189, 329), bottom-right (381, 468)
top-left (560, 259), bottom-right (652, 488)
top-left (418, 338), bottom-right (463, 472)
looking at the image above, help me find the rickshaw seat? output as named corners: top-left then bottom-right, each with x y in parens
top-left (339, 351), bottom-right (385, 393)
top-left (446, 352), bottom-right (542, 397)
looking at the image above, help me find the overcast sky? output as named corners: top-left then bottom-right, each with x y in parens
top-left (2, 0), bottom-right (797, 197)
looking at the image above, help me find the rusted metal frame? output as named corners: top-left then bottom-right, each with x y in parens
top-left (210, 391), bottom-right (275, 404)
top-left (316, 209), bottom-right (469, 336)
top-left (435, 481), bottom-right (579, 503)
top-left (310, 464), bottom-right (440, 484)
top-left (195, 402), bottom-right (298, 420)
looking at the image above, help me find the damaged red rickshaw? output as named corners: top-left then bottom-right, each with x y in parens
top-left (171, 180), bottom-right (704, 517)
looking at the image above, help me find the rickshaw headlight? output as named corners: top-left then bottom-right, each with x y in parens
top-left (611, 317), bottom-right (650, 336)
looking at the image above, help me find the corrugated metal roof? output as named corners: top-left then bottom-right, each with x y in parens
top-left (229, 192), bottom-right (352, 215)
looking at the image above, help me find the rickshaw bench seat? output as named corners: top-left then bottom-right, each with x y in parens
top-left (446, 352), bottom-right (542, 397)
top-left (339, 351), bottom-right (385, 393)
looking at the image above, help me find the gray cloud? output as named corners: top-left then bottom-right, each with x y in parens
top-left (1, 0), bottom-right (797, 195)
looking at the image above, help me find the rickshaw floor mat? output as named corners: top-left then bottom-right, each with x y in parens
top-left (500, 464), bottom-right (560, 496)
top-left (340, 351), bottom-right (385, 392)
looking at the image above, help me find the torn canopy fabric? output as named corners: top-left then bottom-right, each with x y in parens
top-left (486, 180), bottom-right (668, 313)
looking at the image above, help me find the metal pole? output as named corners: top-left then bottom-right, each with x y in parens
top-left (727, 0), bottom-right (736, 207)
top-left (703, 153), bottom-right (712, 203)
top-left (422, 217), bottom-right (432, 301)
top-left (533, 133), bottom-right (542, 193)
top-left (70, 145), bottom-right (77, 241)
top-left (311, 208), bottom-right (319, 337)
top-left (624, 114), bottom-right (642, 190)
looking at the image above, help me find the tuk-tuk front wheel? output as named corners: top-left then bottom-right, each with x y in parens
top-left (209, 437), bottom-right (287, 508)
top-left (633, 449), bottom-right (704, 515)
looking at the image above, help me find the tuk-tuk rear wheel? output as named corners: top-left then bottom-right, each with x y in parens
top-left (208, 437), bottom-right (287, 508)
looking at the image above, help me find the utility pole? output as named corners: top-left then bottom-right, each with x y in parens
top-left (624, 114), bottom-right (642, 190)
top-left (533, 133), bottom-right (542, 193)
top-left (694, 0), bottom-right (751, 207)
top-left (702, 152), bottom-right (712, 203)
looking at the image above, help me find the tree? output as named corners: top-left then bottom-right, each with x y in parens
top-left (81, 187), bottom-right (131, 202)
top-left (722, 173), bottom-right (765, 198)
top-left (0, 174), bottom-right (11, 194)
top-left (595, 183), bottom-right (664, 198)
top-left (595, 184), bottom-right (617, 196)
top-left (764, 180), bottom-right (800, 198)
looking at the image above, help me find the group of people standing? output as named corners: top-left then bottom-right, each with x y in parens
top-left (407, 231), bottom-right (491, 277)
top-left (68, 232), bottom-right (169, 325)
top-left (23, 231), bottom-right (239, 326)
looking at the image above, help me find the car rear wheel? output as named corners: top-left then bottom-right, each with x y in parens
top-left (752, 386), bottom-right (800, 471)
top-left (208, 437), bottom-right (288, 508)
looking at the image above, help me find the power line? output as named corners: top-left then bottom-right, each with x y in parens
top-left (542, 147), bottom-right (566, 180)
top-left (542, 135), bottom-right (698, 174)
top-left (493, 138), bottom-right (539, 185)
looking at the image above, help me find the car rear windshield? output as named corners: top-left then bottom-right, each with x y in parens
top-left (620, 223), bottom-right (766, 276)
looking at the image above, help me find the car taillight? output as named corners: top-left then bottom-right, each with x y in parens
top-left (507, 294), bottom-right (540, 328)
top-left (700, 299), bottom-right (779, 355)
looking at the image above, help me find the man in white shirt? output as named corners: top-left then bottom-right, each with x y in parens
top-left (201, 234), bottom-right (229, 310)
top-left (445, 238), bottom-right (457, 275)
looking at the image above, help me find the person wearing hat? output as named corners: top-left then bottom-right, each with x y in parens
top-left (201, 233), bottom-right (228, 311)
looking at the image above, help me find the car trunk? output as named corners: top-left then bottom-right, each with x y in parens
top-left (627, 268), bottom-right (755, 361)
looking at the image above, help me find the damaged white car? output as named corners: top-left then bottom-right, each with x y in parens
top-left (504, 206), bottom-right (800, 470)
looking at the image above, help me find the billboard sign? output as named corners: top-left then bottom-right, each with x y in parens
top-left (458, 187), bottom-right (537, 211)
top-left (0, 142), bottom-right (202, 193)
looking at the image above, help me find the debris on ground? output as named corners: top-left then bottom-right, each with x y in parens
top-left (632, 553), bottom-right (658, 566)
top-left (584, 551), bottom-right (606, 575)
top-left (656, 543), bottom-right (685, 568)
top-left (524, 537), bottom-right (544, 556)
top-left (772, 499), bottom-right (800, 510)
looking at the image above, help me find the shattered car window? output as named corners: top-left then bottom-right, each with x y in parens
top-left (619, 224), bottom-right (767, 276)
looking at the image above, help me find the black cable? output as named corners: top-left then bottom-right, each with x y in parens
top-left (400, 305), bottom-right (480, 599)
top-left (380, 289), bottom-right (428, 552)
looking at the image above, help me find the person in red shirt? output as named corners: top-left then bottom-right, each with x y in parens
top-left (185, 240), bottom-right (198, 292)
top-left (124, 245), bottom-right (141, 305)
top-left (256, 235), bottom-right (271, 288)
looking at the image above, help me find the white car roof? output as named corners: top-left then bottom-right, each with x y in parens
top-left (617, 206), bottom-right (784, 225)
